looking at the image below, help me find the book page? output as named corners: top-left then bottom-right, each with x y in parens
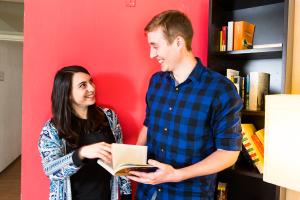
top-left (97, 159), bottom-right (115, 175)
top-left (115, 164), bottom-right (157, 176)
top-left (112, 144), bottom-right (148, 169)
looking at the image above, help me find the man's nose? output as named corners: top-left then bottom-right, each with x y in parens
top-left (150, 48), bottom-right (157, 59)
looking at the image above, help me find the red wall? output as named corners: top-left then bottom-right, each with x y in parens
top-left (21, 0), bottom-right (208, 199)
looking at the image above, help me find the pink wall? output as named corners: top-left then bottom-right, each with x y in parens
top-left (21, 0), bottom-right (208, 199)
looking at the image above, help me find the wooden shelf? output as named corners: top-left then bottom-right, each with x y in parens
top-left (241, 110), bottom-right (265, 117)
top-left (215, 0), bottom-right (283, 10)
top-left (212, 47), bottom-right (282, 59)
top-left (220, 167), bottom-right (263, 180)
top-left (232, 165), bottom-right (263, 179)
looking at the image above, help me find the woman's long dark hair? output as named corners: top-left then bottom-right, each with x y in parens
top-left (51, 65), bottom-right (109, 148)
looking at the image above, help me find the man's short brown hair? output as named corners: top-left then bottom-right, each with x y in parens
top-left (144, 10), bottom-right (193, 51)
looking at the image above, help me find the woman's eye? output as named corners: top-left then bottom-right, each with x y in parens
top-left (79, 83), bottom-right (86, 88)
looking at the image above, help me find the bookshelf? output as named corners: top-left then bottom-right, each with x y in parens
top-left (208, 0), bottom-right (290, 199)
top-left (213, 47), bottom-right (282, 59)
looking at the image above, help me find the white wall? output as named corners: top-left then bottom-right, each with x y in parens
top-left (286, 0), bottom-right (300, 199)
top-left (0, 1), bottom-right (23, 33)
top-left (0, 40), bottom-right (22, 172)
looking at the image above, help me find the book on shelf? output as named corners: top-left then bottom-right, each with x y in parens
top-left (219, 26), bottom-right (227, 51)
top-left (255, 129), bottom-right (264, 144)
top-left (253, 43), bottom-right (282, 49)
top-left (216, 182), bottom-right (228, 200)
top-left (227, 21), bottom-right (234, 51)
top-left (241, 124), bottom-right (264, 174)
top-left (233, 21), bottom-right (255, 50)
top-left (240, 76), bottom-right (245, 104)
top-left (249, 72), bottom-right (270, 111)
top-left (232, 76), bottom-right (243, 96)
top-left (251, 134), bottom-right (264, 157)
top-left (219, 30), bottom-right (223, 52)
top-left (226, 68), bottom-right (239, 81)
top-left (97, 143), bottom-right (156, 176)
top-left (245, 74), bottom-right (250, 110)
top-left (226, 69), bottom-right (245, 103)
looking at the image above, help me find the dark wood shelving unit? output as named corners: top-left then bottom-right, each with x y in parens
top-left (213, 47), bottom-right (282, 59)
top-left (215, 0), bottom-right (283, 10)
top-left (222, 165), bottom-right (262, 179)
top-left (208, 0), bottom-right (290, 199)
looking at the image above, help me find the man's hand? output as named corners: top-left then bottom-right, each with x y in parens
top-left (128, 159), bottom-right (182, 185)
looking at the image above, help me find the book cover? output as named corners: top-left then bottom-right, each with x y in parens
top-left (226, 68), bottom-right (239, 81)
top-left (216, 182), bottom-right (228, 200)
top-left (255, 129), bottom-right (264, 144)
top-left (233, 21), bottom-right (255, 50)
top-left (232, 75), bottom-right (241, 95)
top-left (251, 134), bottom-right (264, 157)
top-left (227, 21), bottom-right (234, 51)
top-left (221, 26), bottom-right (227, 51)
top-left (249, 72), bottom-right (270, 111)
top-left (219, 30), bottom-right (223, 52)
top-left (240, 77), bottom-right (245, 104)
top-left (97, 143), bottom-right (156, 176)
top-left (245, 74), bottom-right (250, 110)
top-left (241, 124), bottom-right (264, 174)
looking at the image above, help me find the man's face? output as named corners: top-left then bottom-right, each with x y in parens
top-left (147, 28), bottom-right (180, 72)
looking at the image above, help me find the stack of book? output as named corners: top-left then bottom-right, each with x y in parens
top-left (219, 21), bottom-right (283, 52)
top-left (226, 69), bottom-right (270, 111)
top-left (219, 21), bottom-right (255, 52)
top-left (241, 124), bottom-right (265, 174)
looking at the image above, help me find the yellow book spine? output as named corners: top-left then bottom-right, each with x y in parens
top-left (255, 129), bottom-right (264, 144)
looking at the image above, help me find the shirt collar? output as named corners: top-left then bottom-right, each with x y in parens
top-left (168, 57), bottom-right (204, 85)
top-left (187, 57), bottom-right (204, 83)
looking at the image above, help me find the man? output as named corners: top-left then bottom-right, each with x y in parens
top-left (128, 10), bottom-right (243, 200)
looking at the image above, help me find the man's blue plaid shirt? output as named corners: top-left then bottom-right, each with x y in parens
top-left (136, 59), bottom-right (243, 200)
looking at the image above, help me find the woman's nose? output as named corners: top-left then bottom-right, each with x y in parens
top-left (87, 83), bottom-right (95, 91)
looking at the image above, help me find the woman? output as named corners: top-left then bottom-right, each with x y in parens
top-left (38, 66), bottom-right (131, 200)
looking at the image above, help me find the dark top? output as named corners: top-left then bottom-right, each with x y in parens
top-left (136, 58), bottom-right (243, 200)
top-left (67, 113), bottom-right (115, 200)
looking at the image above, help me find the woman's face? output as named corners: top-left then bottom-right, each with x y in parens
top-left (70, 72), bottom-right (96, 112)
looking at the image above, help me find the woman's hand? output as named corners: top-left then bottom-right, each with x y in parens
top-left (78, 142), bottom-right (112, 163)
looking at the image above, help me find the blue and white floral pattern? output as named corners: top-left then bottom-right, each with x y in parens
top-left (38, 107), bottom-right (132, 200)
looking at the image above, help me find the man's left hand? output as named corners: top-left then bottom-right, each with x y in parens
top-left (127, 159), bottom-right (182, 185)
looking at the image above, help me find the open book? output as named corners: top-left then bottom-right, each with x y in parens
top-left (97, 143), bottom-right (156, 176)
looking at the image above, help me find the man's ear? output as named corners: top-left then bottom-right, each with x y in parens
top-left (176, 36), bottom-right (185, 48)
